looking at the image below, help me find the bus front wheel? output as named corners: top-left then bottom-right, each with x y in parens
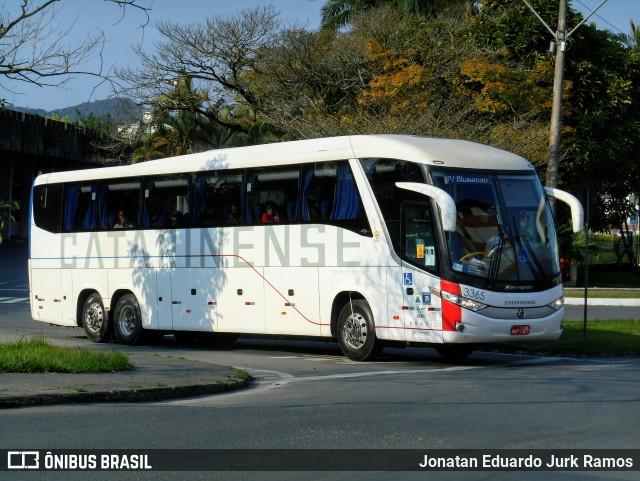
top-left (337, 299), bottom-right (382, 362)
top-left (113, 294), bottom-right (143, 345)
top-left (82, 293), bottom-right (110, 343)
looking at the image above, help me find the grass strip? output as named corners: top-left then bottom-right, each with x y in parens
top-left (504, 320), bottom-right (640, 356)
top-left (0, 337), bottom-right (132, 373)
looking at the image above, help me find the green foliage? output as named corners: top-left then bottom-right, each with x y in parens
top-left (133, 77), bottom-right (249, 162)
top-left (469, 1), bottom-right (640, 231)
top-left (614, 20), bottom-right (640, 49)
top-left (321, 0), bottom-right (470, 30)
top-left (46, 109), bottom-right (114, 133)
top-left (561, 26), bottom-right (640, 230)
top-left (557, 223), bottom-right (600, 267)
top-left (321, 0), bottom-right (377, 30)
top-left (576, 267), bottom-right (640, 289)
top-left (45, 113), bottom-right (71, 123)
top-left (73, 110), bottom-right (114, 136)
top-left (508, 320), bottom-right (640, 355)
top-left (0, 337), bottom-right (132, 373)
top-left (0, 200), bottom-right (18, 245)
top-left (472, 0), bottom-right (581, 63)
top-left (134, 109), bottom-right (214, 161)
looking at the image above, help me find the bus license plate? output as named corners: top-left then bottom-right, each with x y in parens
top-left (511, 325), bottom-right (530, 336)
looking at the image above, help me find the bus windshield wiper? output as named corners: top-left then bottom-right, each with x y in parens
top-left (513, 216), bottom-right (548, 284)
top-left (487, 226), bottom-right (507, 288)
top-left (487, 237), bottom-right (502, 287)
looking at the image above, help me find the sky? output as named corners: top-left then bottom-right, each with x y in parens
top-left (1, 0), bottom-right (638, 111)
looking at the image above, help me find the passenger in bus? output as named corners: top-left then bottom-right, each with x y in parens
top-left (226, 203), bottom-right (241, 225)
top-left (149, 206), bottom-right (166, 227)
top-left (169, 211), bottom-right (183, 227)
top-left (261, 203), bottom-right (280, 223)
top-left (306, 187), bottom-right (327, 221)
top-left (114, 211), bottom-right (134, 229)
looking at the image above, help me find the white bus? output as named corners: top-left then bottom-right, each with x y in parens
top-left (29, 135), bottom-right (583, 361)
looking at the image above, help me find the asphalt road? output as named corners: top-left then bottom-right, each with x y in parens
top-left (1, 336), bottom-right (639, 481)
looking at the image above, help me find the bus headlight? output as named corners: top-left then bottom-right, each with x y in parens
top-left (548, 296), bottom-right (564, 310)
top-left (431, 288), bottom-right (488, 312)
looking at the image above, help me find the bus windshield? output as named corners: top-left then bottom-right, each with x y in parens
top-left (431, 171), bottom-right (560, 285)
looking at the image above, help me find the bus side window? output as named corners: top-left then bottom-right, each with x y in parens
top-left (360, 158), bottom-right (426, 252)
top-left (142, 176), bottom-right (190, 228)
top-left (245, 166), bottom-right (300, 225)
top-left (62, 183), bottom-right (96, 232)
top-left (103, 180), bottom-right (141, 230)
top-left (193, 170), bottom-right (243, 227)
top-left (302, 161), bottom-right (371, 235)
top-left (33, 184), bottom-right (63, 233)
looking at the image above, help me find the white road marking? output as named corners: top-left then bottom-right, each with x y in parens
top-left (157, 354), bottom-right (597, 407)
top-left (0, 297), bottom-right (29, 303)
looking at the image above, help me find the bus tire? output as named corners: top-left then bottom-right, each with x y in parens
top-left (82, 293), bottom-right (110, 343)
top-left (435, 344), bottom-right (474, 361)
top-left (337, 299), bottom-right (382, 362)
top-left (113, 294), bottom-right (143, 345)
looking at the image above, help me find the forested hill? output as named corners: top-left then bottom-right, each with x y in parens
top-left (8, 98), bottom-right (138, 125)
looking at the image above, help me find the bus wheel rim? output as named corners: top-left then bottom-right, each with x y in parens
top-left (119, 305), bottom-right (136, 336)
top-left (344, 313), bottom-right (366, 349)
top-left (85, 303), bottom-right (103, 333)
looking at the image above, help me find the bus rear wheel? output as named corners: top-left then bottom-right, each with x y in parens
top-left (82, 293), bottom-right (110, 343)
top-left (337, 299), bottom-right (382, 362)
top-left (113, 294), bottom-right (143, 345)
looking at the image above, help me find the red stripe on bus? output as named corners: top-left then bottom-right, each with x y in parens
top-left (440, 279), bottom-right (461, 332)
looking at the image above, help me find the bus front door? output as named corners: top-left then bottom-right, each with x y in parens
top-left (400, 202), bottom-right (443, 343)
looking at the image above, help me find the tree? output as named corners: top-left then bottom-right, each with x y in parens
top-left (108, 0), bottom-right (640, 226)
top-left (351, 7), bottom-right (481, 137)
top-left (565, 32), bottom-right (640, 231)
top-left (252, 3), bottom-right (545, 146)
top-left (116, 6), bottom-right (281, 144)
top-left (73, 110), bottom-right (114, 136)
top-left (320, 0), bottom-right (471, 30)
top-left (0, 1), bottom-right (151, 90)
top-left (256, 3), bottom-right (544, 146)
top-left (249, 23), bottom-right (374, 138)
top-left (471, 0), bottom-right (640, 233)
top-left (128, 76), bottom-right (250, 162)
top-left (116, 4), bottom-right (490, 145)
top-left (615, 20), bottom-right (640, 49)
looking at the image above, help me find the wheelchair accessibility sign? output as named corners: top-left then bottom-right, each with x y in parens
top-left (403, 273), bottom-right (413, 286)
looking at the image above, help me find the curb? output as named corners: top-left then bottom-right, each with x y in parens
top-left (0, 377), bottom-right (252, 409)
top-left (564, 298), bottom-right (640, 306)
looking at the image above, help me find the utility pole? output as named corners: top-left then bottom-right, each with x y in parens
top-left (546, 0), bottom-right (567, 190)
top-left (523, 0), bottom-right (608, 189)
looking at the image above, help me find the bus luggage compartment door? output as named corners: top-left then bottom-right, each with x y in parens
top-left (264, 267), bottom-right (320, 336)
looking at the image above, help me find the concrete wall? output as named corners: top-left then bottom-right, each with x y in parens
top-left (0, 109), bottom-right (106, 241)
